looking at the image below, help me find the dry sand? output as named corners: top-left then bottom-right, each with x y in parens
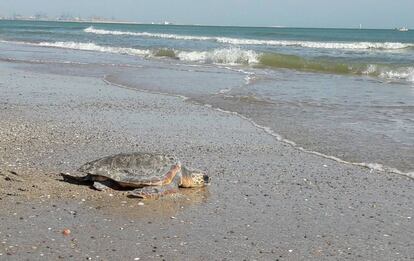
top-left (0, 61), bottom-right (413, 260)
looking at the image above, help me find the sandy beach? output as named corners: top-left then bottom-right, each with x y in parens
top-left (0, 59), bottom-right (413, 260)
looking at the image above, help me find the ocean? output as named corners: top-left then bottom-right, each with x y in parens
top-left (0, 20), bottom-right (413, 176)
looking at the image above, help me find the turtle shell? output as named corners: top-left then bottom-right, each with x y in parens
top-left (78, 153), bottom-right (178, 186)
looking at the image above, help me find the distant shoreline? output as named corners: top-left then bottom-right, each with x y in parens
top-left (0, 18), bottom-right (405, 30)
top-left (0, 18), bottom-right (143, 25)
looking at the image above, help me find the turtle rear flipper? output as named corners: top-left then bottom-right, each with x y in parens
top-left (93, 181), bottom-right (112, 191)
top-left (128, 184), bottom-right (179, 199)
top-left (60, 173), bottom-right (91, 184)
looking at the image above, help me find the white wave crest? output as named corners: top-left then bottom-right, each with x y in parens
top-left (216, 38), bottom-right (414, 50)
top-left (84, 26), bottom-right (414, 50)
top-left (36, 41), bottom-right (259, 65)
top-left (38, 41), bottom-right (151, 56)
top-left (363, 64), bottom-right (414, 83)
top-left (84, 26), bottom-right (212, 41)
top-left (380, 68), bottom-right (414, 83)
top-left (177, 48), bottom-right (259, 65)
top-left (17, 40), bottom-right (414, 84)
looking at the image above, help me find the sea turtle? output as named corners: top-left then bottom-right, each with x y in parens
top-left (62, 153), bottom-right (210, 199)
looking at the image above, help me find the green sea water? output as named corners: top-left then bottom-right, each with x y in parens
top-left (0, 20), bottom-right (413, 175)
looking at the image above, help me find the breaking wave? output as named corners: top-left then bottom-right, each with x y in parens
top-left (37, 41), bottom-right (151, 56)
top-left (23, 41), bottom-right (414, 83)
top-left (36, 41), bottom-right (259, 65)
top-left (177, 49), bottom-right (259, 64)
top-left (84, 26), bottom-right (212, 41)
top-left (217, 38), bottom-right (414, 50)
top-left (258, 53), bottom-right (414, 83)
top-left (84, 26), bottom-right (414, 50)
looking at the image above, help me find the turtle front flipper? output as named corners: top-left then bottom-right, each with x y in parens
top-left (136, 163), bottom-right (181, 187)
top-left (129, 167), bottom-right (183, 199)
top-left (129, 183), bottom-right (179, 199)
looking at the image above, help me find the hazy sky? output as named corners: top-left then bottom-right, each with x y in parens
top-left (0, 0), bottom-right (413, 28)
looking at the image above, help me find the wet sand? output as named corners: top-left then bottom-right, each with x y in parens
top-left (0, 60), bottom-right (413, 260)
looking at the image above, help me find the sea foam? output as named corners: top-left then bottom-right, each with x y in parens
top-left (84, 26), bottom-right (414, 50)
top-left (84, 26), bottom-right (212, 41)
top-left (37, 41), bottom-right (151, 56)
top-left (177, 48), bottom-right (259, 65)
top-left (216, 37), bottom-right (413, 50)
top-left (37, 41), bottom-right (259, 65)
top-left (10, 40), bottom-right (414, 83)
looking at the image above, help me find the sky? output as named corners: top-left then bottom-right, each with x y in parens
top-left (0, 0), bottom-right (413, 28)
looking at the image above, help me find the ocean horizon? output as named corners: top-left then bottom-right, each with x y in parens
top-left (0, 18), bottom-right (411, 30)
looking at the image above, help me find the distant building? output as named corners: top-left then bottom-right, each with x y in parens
top-left (35, 13), bottom-right (48, 20)
top-left (13, 14), bottom-right (24, 20)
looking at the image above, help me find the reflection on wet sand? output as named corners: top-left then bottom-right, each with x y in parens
top-left (92, 187), bottom-right (211, 220)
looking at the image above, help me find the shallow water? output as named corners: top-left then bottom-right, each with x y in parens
top-left (0, 21), bottom-right (413, 174)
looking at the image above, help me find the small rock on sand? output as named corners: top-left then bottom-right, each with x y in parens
top-left (62, 229), bottom-right (71, 236)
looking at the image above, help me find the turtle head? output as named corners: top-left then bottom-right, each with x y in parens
top-left (180, 166), bottom-right (210, 188)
